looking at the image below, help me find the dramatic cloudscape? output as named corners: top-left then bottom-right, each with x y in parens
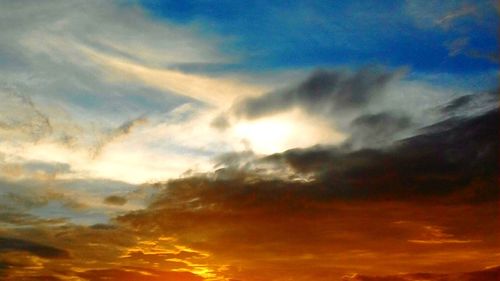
top-left (0, 0), bottom-right (498, 280)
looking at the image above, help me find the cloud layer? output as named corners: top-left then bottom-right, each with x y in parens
top-left (0, 1), bottom-right (497, 280)
top-left (234, 68), bottom-right (402, 119)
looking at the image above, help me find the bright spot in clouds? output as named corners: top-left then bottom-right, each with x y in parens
top-left (232, 110), bottom-right (345, 154)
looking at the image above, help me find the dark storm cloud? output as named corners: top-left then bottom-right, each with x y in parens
top-left (118, 109), bottom-right (499, 239)
top-left (234, 68), bottom-right (402, 119)
top-left (347, 111), bottom-right (412, 148)
top-left (0, 237), bottom-right (69, 258)
top-left (266, 108), bottom-right (498, 201)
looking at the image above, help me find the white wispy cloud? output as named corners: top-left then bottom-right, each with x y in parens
top-left (0, 0), bottom-right (267, 186)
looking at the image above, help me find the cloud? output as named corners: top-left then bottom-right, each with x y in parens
top-left (405, 0), bottom-right (497, 65)
top-left (405, 0), bottom-right (480, 30)
top-left (464, 50), bottom-right (499, 63)
top-left (2, 276), bottom-right (63, 281)
top-left (444, 38), bottom-right (499, 63)
top-left (347, 111), bottom-right (412, 148)
top-left (234, 68), bottom-right (403, 120)
top-left (0, 88), bottom-right (52, 142)
top-left (0, 1), bottom-right (497, 280)
top-left (0, 0), bottom-right (268, 185)
top-left (0, 221), bottom-right (218, 280)
top-left (210, 114), bottom-right (231, 131)
top-left (434, 4), bottom-right (477, 29)
top-left (224, 67), bottom-right (484, 153)
top-left (0, 104), bottom-right (496, 279)
top-left (222, 67), bottom-right (432, 153)
top-left (81, 46), bottom-right (264, 105)
top-left (0, 0), bottom-right (228, 68)
top-left (445, 37), bottom-right (470, 56)
top-left (0, 157), bottom-right (73, 182)
top-left (0, 179), bottom-right (87, 213)
top-left (104, 195), bottom-right (127, 206)
top-left (92, 116), bottom-right (148, 158)
top-left (112, 108), bottom-right (498, 280)
top-left (0, 212), bottom-right (66, 227)
top-left (117, 185), bottom-right (498, 280)
top-left (405, 224), bottom-right (481, 244)
top-left (0, 159), bottom-right (143, 224)
top-left (0, 237), bottom-right (69, 259)
top-left (265, 108), bottom-right (498, 201)
top-left (439, 89), bottom-right (497, 116)
top-left (343, 266), bottom-right (500, 281)
top-left (77, 268), bottom-right (203, 281)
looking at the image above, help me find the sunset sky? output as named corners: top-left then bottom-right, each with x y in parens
top-left (0, 1), bottom-right (498, 280)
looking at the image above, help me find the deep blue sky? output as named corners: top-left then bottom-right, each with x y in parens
top-left (138, 0), bottom-right (498, 79)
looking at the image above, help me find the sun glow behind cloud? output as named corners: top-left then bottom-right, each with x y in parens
top-left (232, 109), bottom-right (345, 154)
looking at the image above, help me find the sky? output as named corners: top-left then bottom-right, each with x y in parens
top-left (0, 0), bottom-right (498, 280)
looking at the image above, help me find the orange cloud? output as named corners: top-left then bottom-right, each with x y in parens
top-left (116, 175), bottom-right (499, 280)
top-left (343, 266), bottom-right (500, 281)
top-left (0, 105), bottom-right (497, 281)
